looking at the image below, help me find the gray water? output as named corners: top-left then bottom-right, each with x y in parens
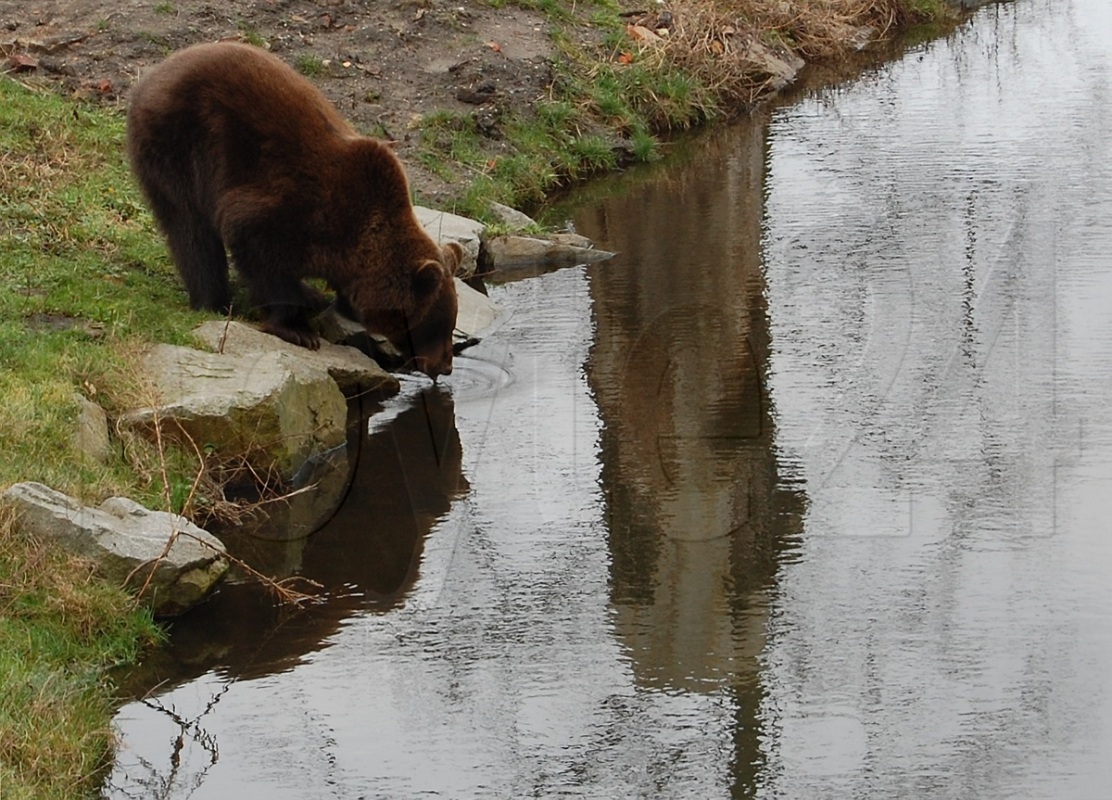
top-left (105, 1), bottom-right (1112, 797)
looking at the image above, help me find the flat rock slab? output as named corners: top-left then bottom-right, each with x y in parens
top-left (120, 343), bottom-right (348, 482)
top-left (483, 234), bottom-right (616, 272)
top-left (415, 206), bottom-right (486, 279)
top-left (2, 482), bottom-right (228, 617)
top-left (455, 278), bottom-right (501, 340)
top-left (192, 320), bottom-right (400, 397)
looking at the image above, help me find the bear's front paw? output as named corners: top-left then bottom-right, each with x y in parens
top-left (262, 321), bottom-right (321, 350)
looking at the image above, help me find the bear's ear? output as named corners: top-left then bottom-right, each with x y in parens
top-left (442, 242), bottom-right (464, 276)
top-left (413, 259), bottom-right (446, 298)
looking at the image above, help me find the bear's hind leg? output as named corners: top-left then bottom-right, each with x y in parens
top-left (147, 189), bottom-right (232, 312)
top-left (168, 222), bottom-right (232, 312)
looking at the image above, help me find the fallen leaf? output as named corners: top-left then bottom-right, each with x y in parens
top-left (710, 39), bottom-right (725, 55)
top-left (617, 52), bottom-right (634, 65)
top-left (486, 41), bottom-right (502, 53)
top-left (627, 24), bottom-right (662, 45)
top-left (6, 52), bottom-right (38, 72)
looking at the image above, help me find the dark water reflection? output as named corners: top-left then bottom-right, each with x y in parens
top-left (105, 387), bottom-right (466, 793)
top-left (107, 1), bottom-right (1112, 796)
top-left (576, 121), bottom-right (806, 791)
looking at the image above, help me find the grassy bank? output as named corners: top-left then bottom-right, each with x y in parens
top-left (0, 1), bottom-right (964, 796)
top-left (0, 80), bottom-right (199, 799)
top-left (0, 79), bottom-right (211, 507)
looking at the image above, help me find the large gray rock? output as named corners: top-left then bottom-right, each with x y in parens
top-left (482, 234), bottom-right (616, 272)
top-left (2, 482), bottom-right (228, 617)
top-left (192, 320), bottom-right (399, 397)
top-left (120, 343), bottom-right (348, 482)
top-left (414, 206), bottom-right (485, 279)
top-left (487, 201), bottom-right (537, 231)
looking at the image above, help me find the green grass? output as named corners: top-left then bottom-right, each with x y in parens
top-left (413, 52), bottom-right (672, 220)
top-left (0, 78), bottom-right (194, 797)
top-left (0, 79), bottom-right (207, 506)
top-left (237, 20), bottom-right (268, 49)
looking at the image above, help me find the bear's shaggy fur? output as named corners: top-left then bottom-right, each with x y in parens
top-left (127, 41), bottom-right (461, 377)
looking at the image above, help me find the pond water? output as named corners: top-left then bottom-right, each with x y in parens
top-left (104, 1), bottom-right (1112, 797)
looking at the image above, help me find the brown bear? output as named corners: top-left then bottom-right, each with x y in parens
top-left (126, 41), bottom-right (461, 378)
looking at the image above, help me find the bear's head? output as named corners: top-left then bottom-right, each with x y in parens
top-left (400, 242), bottom-right (461, 379)
top-left (345, 241), bottom-right (462, 379)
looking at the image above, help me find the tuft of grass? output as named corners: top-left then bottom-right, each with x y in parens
top-left (294, 53), bottom-right (327, 78)
top-left (237, 20), bottom-right (268, 49)
top-left (629, 124), bottom-right (658, 162)
top-left (535, 99), bottom-right (575, 129)
top-left (416, 110), bottom-right (486, 164)
top-left (154, 1), bottom-right (175, 14)
top-left (136, 31), bottom-right (173, 53)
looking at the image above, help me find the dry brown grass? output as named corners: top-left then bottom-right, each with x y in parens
top-left (0, 506), bottom-right (162, 800)
top-left (618, 0), bottom-right (943, 109)
top-left (742, 0), bottom-right (910, 56)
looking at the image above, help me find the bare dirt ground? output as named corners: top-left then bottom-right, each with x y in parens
top-left (1, 0), bottom-right (567, 204)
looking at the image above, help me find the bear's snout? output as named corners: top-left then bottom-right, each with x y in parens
top-left (414, 354), bottom-right (453, 380)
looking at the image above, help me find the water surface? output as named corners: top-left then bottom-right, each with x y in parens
top-left (105, 2), bottom-right (1112, 796)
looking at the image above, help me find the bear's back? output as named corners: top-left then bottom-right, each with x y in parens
top-left (129, 42), bottom-right (353, 162)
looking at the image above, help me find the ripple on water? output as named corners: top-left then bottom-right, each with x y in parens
top-left (444, 352), bottom-right (514, 400)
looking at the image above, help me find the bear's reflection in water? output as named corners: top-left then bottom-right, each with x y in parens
top-left (116, 386), bottom-right (466, 692)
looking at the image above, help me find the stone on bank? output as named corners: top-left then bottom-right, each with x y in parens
top-left (118, 340), bottom-right (350, 483)
top-left (1, 482), bottom-right (228, 617)
top-left (191, 320), bottom-right (399, 396)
